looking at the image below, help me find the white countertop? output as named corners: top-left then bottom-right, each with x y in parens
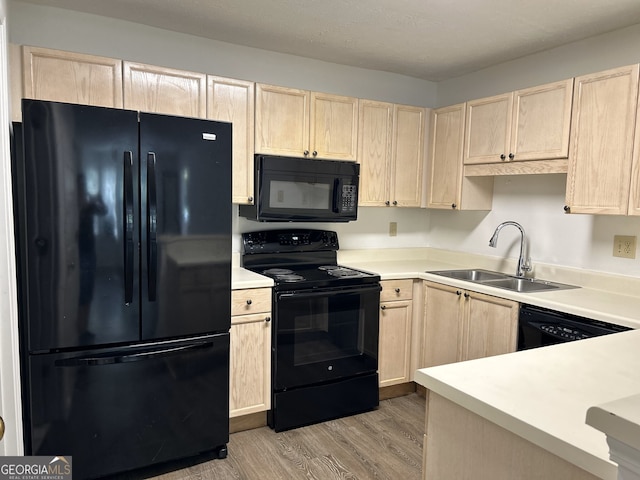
top-left (232, 267), bottom-right (273, 290)
top-left (415, 329), bottom-right (640, 480)
top-left (587, 394), bottom-right (640, 452)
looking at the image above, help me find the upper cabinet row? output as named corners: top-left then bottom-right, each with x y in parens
top-left (11, 45), bottom-right (426, 208)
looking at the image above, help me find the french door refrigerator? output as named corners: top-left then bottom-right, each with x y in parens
top-left (13, 99), bottom-right (232, 479)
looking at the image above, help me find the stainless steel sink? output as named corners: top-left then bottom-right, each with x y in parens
top-left (428, 269), bottom-right (510, 282)
top-left (427, 269), bottom-right (579, 293)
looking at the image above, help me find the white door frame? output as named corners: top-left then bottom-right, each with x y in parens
top-left (0, 8), bottom-right (25, 455)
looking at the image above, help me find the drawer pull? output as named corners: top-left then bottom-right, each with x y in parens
top-left (395, 288), bottom-right (400, 293)
top-left (381, 305), bottom-right (386, 310)
top-left (246, 299), bottom-right (252, 305)
top-left (265, 316), bottom-right (271, 323)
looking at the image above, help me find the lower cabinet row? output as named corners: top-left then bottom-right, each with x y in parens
top-left (230, 281), bottom-right (519, 418)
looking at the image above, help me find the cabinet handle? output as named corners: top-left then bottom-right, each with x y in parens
top-left (451, 203), bottom-right (457, 209)
top-left (509, 153), bottom-right (515, 160)
top-left (464, 292), bottom-right (470, 299)
top-left (385, 201), bottom-right (390, 206)
top-left (246, 299), bottom-right (252, 305)
top-left (312, 151), bottom-right (318, 156)
top-left (381, 305), bottom-right (386, 310)
top-left (500, 154), bottom-right (506, 160)
top-left (563, 205), bottom-right (571, 213)
top-left (265, 316), bottom-right (271, 323)
top-left (395, 288), bottom-right (400, 293)
top-left (392, 200), bottom-right (398, 206)
top-left (248, 196), bottom-right (254, 203)
top-left (456, 290), bottom-right (462, 296)
top-left (304, 150), bottom-right (309, 156)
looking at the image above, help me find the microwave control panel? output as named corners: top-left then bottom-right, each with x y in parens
top-left (341, 185), bottom-right (357, 213)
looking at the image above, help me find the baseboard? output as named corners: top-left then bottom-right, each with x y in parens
top-left (229, 411), bottom-right (267, 433)
top-left (379, 382), bottom-right (417, 400)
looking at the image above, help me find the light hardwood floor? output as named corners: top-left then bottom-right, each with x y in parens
top-left (148, 393), bottom-right (425, 480)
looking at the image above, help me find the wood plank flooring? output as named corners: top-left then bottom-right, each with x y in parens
top-left (148, 393), bottom-right (425, 480)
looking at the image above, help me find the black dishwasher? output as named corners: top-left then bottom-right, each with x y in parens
top-left (518, 304), bottom-right (632, 350)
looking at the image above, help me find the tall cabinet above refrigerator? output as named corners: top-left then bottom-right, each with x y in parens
top-left (12, 99), bottom-right (232, 479)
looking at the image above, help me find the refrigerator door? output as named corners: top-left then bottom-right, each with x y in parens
top-left (20, 100), bottom-right (140, 351)
top-left (139, 113), bottom-right (232, 340)
top-left (25, 333), bottom-right (230, 479)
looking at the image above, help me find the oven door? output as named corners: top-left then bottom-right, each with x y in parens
top-left (274, 284), bottom-right (380, 390)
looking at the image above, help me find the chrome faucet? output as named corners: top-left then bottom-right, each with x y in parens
top-left (489, 221), bottom-right (532, 277)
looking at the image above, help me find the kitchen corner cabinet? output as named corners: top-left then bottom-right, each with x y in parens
top-left (255, 84), bottom-right (358, 160)
top-left (378, 280), bottom-right (413, 387)
top-left (422, 281), bottom-right (518, 367)
top-left (207, 76), bottom-right (255, 204)
top-left (20, 46), bottom-right (123, 112)
top-left (464, 79), bottom-right (573, 166)
top-left (427, 103), bottom-right (493, 210)
top-left (565, 64), bottom-right (640, 215)
top-left (123, 61), bottom-right (206, 118)
top-left (358, 102), bottom-right (427, 207)
top-left (230, 288), bottom-right (272, 418)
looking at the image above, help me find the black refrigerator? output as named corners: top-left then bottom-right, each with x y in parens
top-left (12, 99), bottom-right (232, 479)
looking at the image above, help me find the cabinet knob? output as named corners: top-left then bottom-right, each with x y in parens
top-left (381, 305), bottom-right (386, 310)
top-left (500, 154), bottom-right (506, 160)
top-left (395, 288), bottom-right (400, 293)
top-left (392, 200), bottom-right (398, 206)
top-left (265, 316), bottom-right (271, 323)
top-left (303, 150), bottom-right (310, 156)
top-left (248, 196), bottom-right (254, 203)
top-left (312, 151), bottom-right (318, 156)
top-left (451, 203), bottom-right (457, 209)
top-left (456, 290), bottom-right (462, 296)
top-left (509, 153), bottom-right (515, 160)
top-left (385, 201), bottom-right (390, 206)
top-left (563, 205), bottom-right (571, 213)
top-left (464, 292), bottom-right (470, 299)
top-left (246, 299), bottom-right (252, 305)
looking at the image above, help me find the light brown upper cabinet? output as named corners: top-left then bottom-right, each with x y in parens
top-left (464, 79), bottom-right (573, 170)
top-left (123, 61), bottom-right (206, 118)
top-left (255, 84), bottom-right (358, 160)
top-left (565, 64), bottom-right (640, 215)
top-left (427, 103), bottom-right (493, 210)
top-left (20, 46), bottom-right (123, 112)
top-left (358, 101), bottom-right (427, 207)
top-left (207, 76), bottom-right (255, 205)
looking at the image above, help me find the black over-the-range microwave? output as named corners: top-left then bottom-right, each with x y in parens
top-left (239, 154), bottom-right (360, 222)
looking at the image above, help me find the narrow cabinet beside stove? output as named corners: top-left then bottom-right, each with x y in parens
top-left (378, 280), bottom-right (414, 388)
top-left (230, 288), bottom-right (272, 419)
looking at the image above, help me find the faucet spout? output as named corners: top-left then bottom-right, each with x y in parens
top-left (488, 221), bottom-right (531, 277)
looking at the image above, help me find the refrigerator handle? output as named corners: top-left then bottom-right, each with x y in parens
top-left (123, 151), bottom-right (134, 305)
top-left (54, 341), bottom-right (215, 367)
top-left (147, 152), bottom-right (158, 302)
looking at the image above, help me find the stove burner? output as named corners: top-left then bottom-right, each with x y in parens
top-left (318, 265), bottom-right (340, 271)
top-left (275, 274), bottom-right (305, 283)
top-left (325, 267), bottom-right (364, 278)
top-left (263, 268), bottom-right (294, 275)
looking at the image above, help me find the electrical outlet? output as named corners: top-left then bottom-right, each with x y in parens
top-left (613, 235), bottom-right (637, 259)
top-left (389, 222), bottom-right (397, 237)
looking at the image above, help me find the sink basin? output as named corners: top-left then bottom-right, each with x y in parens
top-left (427, 269), bottom-right (579, 293)
top-left (428, 269), bottom-right (509, 282)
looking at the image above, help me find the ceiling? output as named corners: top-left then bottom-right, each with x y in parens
top-left (13, 0), bottom-right (640, 81)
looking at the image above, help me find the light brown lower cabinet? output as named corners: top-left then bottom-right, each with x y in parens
top-left (378, 280), bottom-right (413, 387)
top-left (229, 288), bottom-right (272, 418)
top-left (422, 281), bottom-right (518, 367)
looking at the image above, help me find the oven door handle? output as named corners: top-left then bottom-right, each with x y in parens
top-left (277, 284), bottom-right (381, 300)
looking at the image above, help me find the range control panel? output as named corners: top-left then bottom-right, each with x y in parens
top-left (242, 229), bottom-right (339, 254)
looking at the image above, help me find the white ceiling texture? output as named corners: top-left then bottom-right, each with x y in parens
top-left (13, 0), bottom-right (640, 81)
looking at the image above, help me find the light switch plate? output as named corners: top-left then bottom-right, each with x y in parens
top-left (389, 222), bottom-right (397, 237)
top-left (613, 235), bottom-right (637, 259)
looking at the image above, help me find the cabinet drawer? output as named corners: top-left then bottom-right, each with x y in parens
top-left (231, 288), bottom-right (271, 316)
top-left (380, 279), bottom-right (413, 302)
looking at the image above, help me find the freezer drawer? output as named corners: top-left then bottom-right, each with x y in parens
top-left (24, 334), bottom-right (229, 479)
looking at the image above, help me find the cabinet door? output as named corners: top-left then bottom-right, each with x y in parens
top-left (255, 83), bottom-right (309, 156)
top-left (310, 92), bottom-right (358, 160)
top-left (207, 76), bottom-right (255, 204)
top-left (357, 100), bottom-right (393, 206)
top-left (423, 282), bottom-right (464, 367)
top-left (22, 46), bottom-right (123, 108)
top-left (566, 64), bottom-right (639, 215)
top-left (391, 104), bottom-right (426, 207)
top-left (123, 61), bottom-right (206, 118)
top-left (230, 312), bottom-right (271, 417)
top-left (464, 93), bottom-right (512, 165)
top-left (510, 79), bottom-right (573, 161)
top-left (427, 104), bottom-right (465, 209)
top-left (378, 299), bottom-right (413, 387)
top-left (462, 291), bottom-right (518, 361)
